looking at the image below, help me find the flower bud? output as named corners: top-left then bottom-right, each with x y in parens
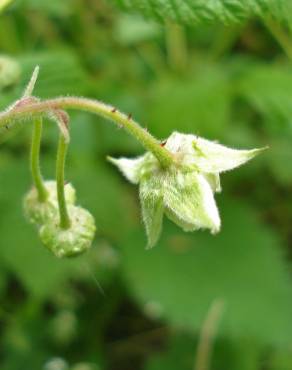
top-left (23, 180), bottom-right (76, 225)
top-left (39, 205), bottom-right (96, 258)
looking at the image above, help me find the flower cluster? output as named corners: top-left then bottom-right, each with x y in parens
top-left (20, 67), bottom-right (96, 258)
top-left (1, 67), bottom-right (264, 256)
top-left (109, 132), bottom-right (264, 248)
top-left (24, 181), bottom-right (96, 258)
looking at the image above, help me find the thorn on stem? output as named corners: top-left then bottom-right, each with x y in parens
top-left (111, 107), bottom-right (117, 113)
top-left (160, 140), bottom-right (167, 147)
top-left (127, 113), bottom-right (132, 120)
top-left (22, 65), bottom-right (39, 98)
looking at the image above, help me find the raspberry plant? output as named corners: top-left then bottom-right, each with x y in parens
top-left (2, 1), bottom-right (292, 370)
top-left (0, 66), bottom-right (264, 256)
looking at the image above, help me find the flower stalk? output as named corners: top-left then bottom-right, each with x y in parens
top-left (5, 68), bottom-right (266, 252)
top-left (56, 134), bottom-right (71, 230)
top-left (0, 96), bottom-right (174, 168)
top-left (30, 118), bottom-right (48, 202)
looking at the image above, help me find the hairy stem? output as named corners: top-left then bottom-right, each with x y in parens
top-left (56, 134), bottom-right (71, 230)
top-left (30, 118), bottom-right (48, 202)
top-left (0, 97), bottom-right (174, 168)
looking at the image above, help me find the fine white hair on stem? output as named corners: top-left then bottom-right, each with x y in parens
top-left (48, 109), bottom-right (70, 143)
top-left (22, 65), bottom-right (40, 98)
top-left (194, 299), bottom-right (225, 370)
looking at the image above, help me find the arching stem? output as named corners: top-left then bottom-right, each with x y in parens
top-left (56, 134), bottom-right (71, 230)
top-left (0, 97), bottom-right (174, 168)
top-left (30, 118), bottom-right (48, 202)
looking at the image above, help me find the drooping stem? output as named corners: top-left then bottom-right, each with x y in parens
top-left (0, 97), bottom-right (174, 168)
top-left (30, 118), bottom-right (48, 202)
top-left (56, 134), bottom-right (71, 230)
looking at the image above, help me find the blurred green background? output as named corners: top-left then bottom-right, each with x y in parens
top-left (1, 1), bottom-right (292, 369)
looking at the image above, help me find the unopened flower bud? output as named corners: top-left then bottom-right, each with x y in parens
top-left (39, 205), bottom-right (96, 258)
top-left (23, 180), bottom-right (76, 225)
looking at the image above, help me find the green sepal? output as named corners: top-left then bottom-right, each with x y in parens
top-left (140, 177), bottom-right (164, 249)
top-left (23, 180), bottom-right (76, 226)
top-left (39, 205), bottom-right (96, 258)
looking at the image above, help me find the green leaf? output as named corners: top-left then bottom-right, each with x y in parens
top-left (265, 137), bottom-right (292, 185)
top-left (114, 14), bottom-right (162, 45)
top-left (239, 63), bottom-right (292, 138)
top-left (145, 333), bottom-right (195, 370)
top-left (120, 197), bottom-right (292, 345)
top-left (68, 159), bottom-right (136, 242)
top-left (269, 348), bottom-right (292, 370)
top-left (238, 63), bottom-right (292, 184)
top-left (21, 0), bottom-right (72, 16)
top-left (113, 0), bottom-right (291, 27)
top-left (146, 66), bottom-right (231, 138)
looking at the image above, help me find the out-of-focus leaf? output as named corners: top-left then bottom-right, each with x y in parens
top-left (145, 333), bottom-right (260, 370)
top-left (113, 0), bottom-right (291, 27)
top-left (0, 50), bottom-right (90, 110)
top-left (69, 158), bottom-right (137, 241)
top-left (115, 14), bottom-right (162, 45)
top-left (146, 66), bottom-right (231, 138)
top-left (71, 363), bottom-right (101, 370)
top-left (266, 137), bottom-right (292, 185)
top-left (238, 64), bottom-right (292, 184)
top-left (145, 333), bottom-right (195, 370)
top-left (212, 337), bottom-right (260, 370)
top-left (19, 51), bottom-right (91, 97)
top-left (2, 303), bottom-right (49, 370)
top-left (0, 0), bottom-right (13, 13)
top-left (239, 64), bottom-right (292, 137)
top-left (120, 197), bottom-right (292, 345)
top-left (21, 0), bottom-right (72, 16)
top-left (270, 348), bottom-right (292, 370)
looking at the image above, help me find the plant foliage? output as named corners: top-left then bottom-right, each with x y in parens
top-left (1, 0), bottom-right (292, 369)
top-left (113, 0), bottom-right (292, 26)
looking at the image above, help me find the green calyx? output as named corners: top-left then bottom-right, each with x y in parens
top-left (23, 180), bottom-right (76, 225)
top-left (39, 205), bottom-right (96, 258)
top-left (24, 181), bottom-right (96, 258)
top-left (109, 131), bottom-right (265, 248)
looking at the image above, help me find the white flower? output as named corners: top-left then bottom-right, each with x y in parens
top-left (109, 132), bottom-right (265, 248)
